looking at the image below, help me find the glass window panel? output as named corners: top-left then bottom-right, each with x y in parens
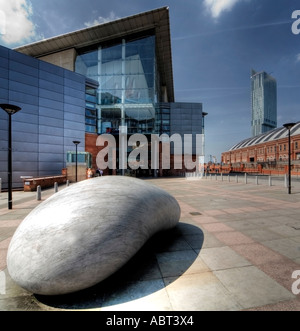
top-left (86, 118), bottom-right (96, 125)
top-left (86, 125), bottom-right (97, 133)
top-left (101, 108), bottom-right (122, 133)
top-left (101, 75), bottom-right (122, 91)
top-left (86, 109), bottom-right (97, 117)
top-left (86, 102), bottom-right (96, 110)
top-left (86, 87), bottom-right (97, 96)
top-left (75, 49), bottom-right (98, 76)
top-left (125, 107), bottom-right (155, 134)
top-left (101, 91), bottom-right (121, 105)
top-left (86, 94), bottom-right (97, 103)
top-left (76, 35), bottom-right (158, 127)
top-left (102, 44), bottom-right (122, 63)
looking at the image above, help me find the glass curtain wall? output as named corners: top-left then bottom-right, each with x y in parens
top-left (75, 34), bottom-right (159, 135)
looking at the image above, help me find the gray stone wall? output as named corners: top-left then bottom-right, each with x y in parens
top-left (0, 45), bottom-right (86, 189)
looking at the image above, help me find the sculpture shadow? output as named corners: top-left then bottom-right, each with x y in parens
top-left (35, 222), bottom-right (204, 310)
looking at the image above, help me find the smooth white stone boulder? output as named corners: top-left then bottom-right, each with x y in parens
top-left (7, 177), bottom-right (180, 296)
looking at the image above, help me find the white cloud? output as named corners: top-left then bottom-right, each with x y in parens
top-left (204, 0), bottom-right (243, 18)
top-left (0, 0), bottom-right (38, 45)
top-left (84, 11), bottom-right (120, 28)
top-left (297, 54), bottom-right (300, 62)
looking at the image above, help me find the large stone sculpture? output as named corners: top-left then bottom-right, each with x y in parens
top-left (7, 176), bottom-right (181, 296)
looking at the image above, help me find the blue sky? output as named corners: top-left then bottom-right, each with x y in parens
top-left (0, 0), bottom-right (299, 162)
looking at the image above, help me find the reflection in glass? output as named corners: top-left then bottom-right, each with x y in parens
top-left (75, 34), bottom-right (163, 135)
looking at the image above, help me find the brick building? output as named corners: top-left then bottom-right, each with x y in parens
top-left (220, 122), bottom-right (300, 175)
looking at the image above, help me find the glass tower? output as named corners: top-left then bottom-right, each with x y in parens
top-left (75, 33), bottom-right (158, 135)
top-left (251, 69), bottom-right (277, 137)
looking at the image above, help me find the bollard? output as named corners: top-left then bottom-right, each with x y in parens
top-left (221, 173), bottom-right (223, 182)
top-left (245, 173), bottom-right (247, 184)
top-left (37, 185), bottom-right (41, 201)
top-left (256, 176), bottom-right (258, 185)
top-left (284, 174), bottom-right (288, 188)
top-left (66, 180), bottom-right (70, 187)
top-left (54, 182), bottom-right (58, 193)
top-left (269, 176), bottom-right (272, 187)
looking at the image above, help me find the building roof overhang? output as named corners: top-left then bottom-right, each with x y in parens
top-left (228, 121), bottom-right (300, 152)
top-left (15, 7), bottom-right (174, 102)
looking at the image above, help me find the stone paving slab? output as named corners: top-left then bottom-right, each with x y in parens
top-left (0, 178), bottom-right (300, 311)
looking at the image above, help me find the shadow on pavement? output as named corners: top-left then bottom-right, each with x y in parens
top-left (35, 223), bottom-right (204, 310)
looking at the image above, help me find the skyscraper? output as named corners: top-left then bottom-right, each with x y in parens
top-left (251, 69), bottom-right (277, 137)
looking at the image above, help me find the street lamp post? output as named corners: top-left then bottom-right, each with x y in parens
top-left (283, 123), bottom-right (296, 194)
top-left (73, 141), bottom-right (80, 182)
top-left (0, 104), bottom-right (21, 209)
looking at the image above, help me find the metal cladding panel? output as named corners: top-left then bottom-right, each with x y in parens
top-left (39, 106), bottom-right (64, 120)
top-left (0, 46), bottom-right (9, 57)
top-left (39, 135), bottom-right (64, 145)
top-left (10, 50), bottom-right (39, 69)
top-left (39, 124), bottom-right (64, 136)
top-left (38, 143), bottom-right (64, 154)
top-left (170, 102), bottom-right (203, 137)
top-left (39, 59), bottom-right (64, 75)
top-left (63, 103), bottom-right (85, 115)
top-left (9, 81), bottom-right (39, 97)
top-left (0, 45), bottom-right (86, 188)
top-left (39, 88), bottom-right (64, 102)
top-left (39, 79), bottom-right (64, 93)
top-left (39, 116), bottom-right (64, 128)
top-left (39, 152), bottom-right (64, 163)
top-left (39, 69), bottom-right (64, 85)
top-left (9, 61), bottom-right (38, 78)
top-left (39, 97), bottom-right (64, 111)
top-left (13, 121), bottom-right (38, 135)
top-left (9, 70), bottom-right (39, 87)
top-left (64, 86), bottom-right (85, 99)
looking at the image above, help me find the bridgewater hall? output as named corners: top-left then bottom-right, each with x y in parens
top-left (0, 7), bottom-right (207, 189)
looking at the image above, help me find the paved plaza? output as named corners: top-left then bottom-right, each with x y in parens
top-left (0, 176), bottom-right (300, 311)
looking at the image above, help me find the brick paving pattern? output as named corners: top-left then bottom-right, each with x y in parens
top-left (0, 178), bottom-right (300, 311)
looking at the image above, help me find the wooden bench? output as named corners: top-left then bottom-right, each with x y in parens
top-left (22, 175), bottom-right (67, 192)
